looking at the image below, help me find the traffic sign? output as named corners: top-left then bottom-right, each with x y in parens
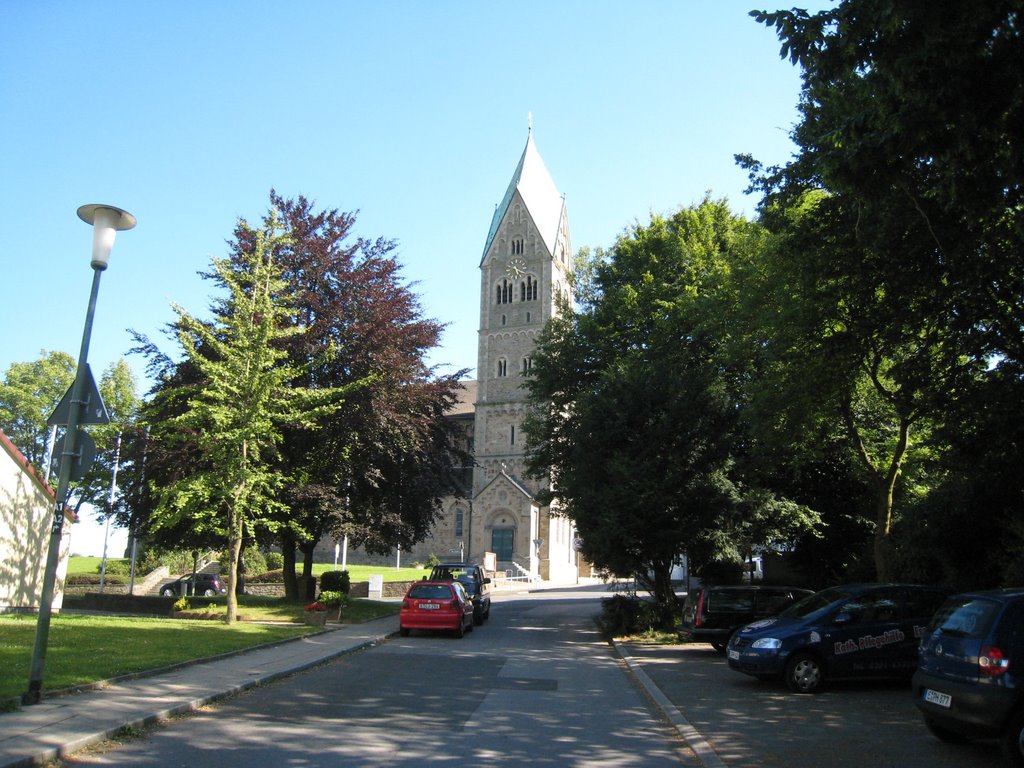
top-left (50, 430), bottom-right (97, 481)
top-left (48, 365), bottom-right (109, 426)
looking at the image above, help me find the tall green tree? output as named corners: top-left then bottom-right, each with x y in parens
top-left (525, 199), bottom-right (817, 628)
top-left (149, 213), bottom-right (344, 622)
top-left (0, 351), bottom-right (75, 467)
top-left (740, 0), bottom-right (1021, 578)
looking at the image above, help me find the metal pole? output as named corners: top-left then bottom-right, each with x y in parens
top-left (42, 425), bottom-right (57, 483)
top-left (25, 266), bottom-right (103, 705)
top-left (98, 431), bottom-right (122, 593)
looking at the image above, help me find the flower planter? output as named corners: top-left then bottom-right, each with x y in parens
top-left (304, 611), bottom-right (328, 626)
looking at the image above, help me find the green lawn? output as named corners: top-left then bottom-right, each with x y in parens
top-left (0, 597), bottom-right (399, 703)
top-left (0, 614), bottom-right (309, 702)
top-left (67, 556), bottom-right (127, 575)
top-left (67, 557), bottom-right (428, 583)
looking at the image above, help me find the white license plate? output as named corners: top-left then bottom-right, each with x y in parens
top-left (728, 649), bottom-right (740, 661)
top-left (924, 688), bottom-right (952, 708)
top-left (418, 603), bottom-right (440, 610)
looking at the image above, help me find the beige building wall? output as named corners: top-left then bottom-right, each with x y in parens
top-left (0, 429), bottom-right (69, 612)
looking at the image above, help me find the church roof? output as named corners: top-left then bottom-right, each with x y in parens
top-left (446, 379), bottom-right (477, 417)
top-left (480, 131), bottom-right (566, 263)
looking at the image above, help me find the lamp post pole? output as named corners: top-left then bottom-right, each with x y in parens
top-left (24, 204), bottom-right (135, 705)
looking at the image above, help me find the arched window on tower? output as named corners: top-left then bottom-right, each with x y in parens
top-left (511, 238), bottom-right (523, 255)
top-left (520, 276), bottom-right (538, 301)
top-left (521, 357), bottom-right (532, 376)
top-left (496, 358), bottom-right (507, 377)
top-left (497, 279), bottom-right (513, 305)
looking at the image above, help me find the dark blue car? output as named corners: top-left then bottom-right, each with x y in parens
top-left (727, 583), bottom-right (947, 693)
top-left (913, 589), bottom-right (1024, 764)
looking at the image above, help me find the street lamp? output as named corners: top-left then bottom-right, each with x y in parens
top-left (24, 204), bottom-right (135, 705)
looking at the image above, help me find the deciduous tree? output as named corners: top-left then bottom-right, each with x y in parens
top-left (148, 213), bottom-right (344, 622)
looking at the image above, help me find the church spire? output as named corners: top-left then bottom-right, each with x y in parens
top-left (480, 127), bottom-right (565, 263)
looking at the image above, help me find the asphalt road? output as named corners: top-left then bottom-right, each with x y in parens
top-left (626, 641), bottom-right (1004, 768)
top-left (66, 587), bottom-right (692, 767)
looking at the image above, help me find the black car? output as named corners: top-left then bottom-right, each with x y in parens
top-left (160, 573), bottom-right (227, 597)
top-left (727, 583), bottom-right (948, 693)
top-left (913, 588), bottom-right (1024, 764)
top-left (428, 563), bottom-right (492, 625)
top-left (681, 585), bottom-right (814, 653)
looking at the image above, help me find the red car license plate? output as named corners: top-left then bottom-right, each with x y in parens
top-left (418, 603), bottom-right (440, 610)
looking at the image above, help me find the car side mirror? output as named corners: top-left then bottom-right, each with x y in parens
top-left (483, 578), bottom-right (491, 585)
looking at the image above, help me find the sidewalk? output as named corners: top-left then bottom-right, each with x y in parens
top-left (0, 615), bottom-right (398, 768)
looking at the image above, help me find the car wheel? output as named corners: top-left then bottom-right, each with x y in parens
top-left (924, 718), bottom-right (970, 744)
top-left (399, 627), bottom-right (410, 637)
top-left (203, 588), bottom-right (217, 597)
top-left (161, 588), bottom-right (175, 597)
top-left (455, 620), bottom-right (465, 639)
top-left (710, 640), bottom-right (728, 654)
top-left (1002, 708), bottom-right (1024, 765)
top-left (785, 652), bottom-right (825, 694)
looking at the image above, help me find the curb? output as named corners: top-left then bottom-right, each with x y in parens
top-left (612, 640), bottom-right (726, 768)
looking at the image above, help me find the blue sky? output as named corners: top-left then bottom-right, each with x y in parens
top-left (2, 1), bottom-right (834, 556)
top-left (1, 0), bottom-right (831, 399)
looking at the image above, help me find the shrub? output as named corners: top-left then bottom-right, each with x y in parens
top-left (317, 590), bottom-right (349, 609)
top-left (218, 547), bottom-right (267, 576)
top-left (247, 569), bottom-right (284, 583)
top-left (173, 597), bottom-right (190, 612)
top-left (66, 573), bottom-right (127, 586)
top-left (319, 570), bottom-right (351, 594)
top-left (98, 559), bottom-right (131, 576)
top-left (596, 594), bottom-right (661, 639)
top-left (426, 553), bottom-right (441, 569)
top-left (264, 551), bottom-right (284, 570)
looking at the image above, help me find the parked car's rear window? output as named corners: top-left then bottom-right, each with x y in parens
top-left (409, 585), bottom-right (453, 600)
top-left (929, 597), bottom-right (1001, 638)
top-left (756, 590), bottom-right (801, 613)
top-left (708, 590), bottom-right (754, 612)
top-left (779, 586), bottom-right (856, 620)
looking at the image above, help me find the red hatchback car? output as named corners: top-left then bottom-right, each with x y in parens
top-left (400, 581), bottom-right (475, 638)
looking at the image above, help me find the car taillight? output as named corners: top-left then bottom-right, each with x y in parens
top-left (450, 598), bottom-right (460, 610)
top-left (694, 591), bottom-right (706, 627)
top-left (980, 645), bottom-right (1010, 677)
top-left (402, 598), bottom-right (411, 609)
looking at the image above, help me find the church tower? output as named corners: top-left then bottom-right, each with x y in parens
top-left (467, 129), bottom-right (577, 580)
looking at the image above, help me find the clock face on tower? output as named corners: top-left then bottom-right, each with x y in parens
top-left (506, 257), bottom-right (527, 278)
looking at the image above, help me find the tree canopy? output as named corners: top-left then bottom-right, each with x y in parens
top-left (146, 212), bottom-right (345, 621)
top-left (740, 0), bottom-right (1024, 580)
top-left (525, 199), bottom-right (819, 627)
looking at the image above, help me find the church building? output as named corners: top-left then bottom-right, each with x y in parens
top-left (426, 130), bottom-right (582, 582)
top-left (317, 130), bottom-right (585, 583)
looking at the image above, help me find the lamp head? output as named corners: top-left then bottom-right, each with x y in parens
top-left (77, 204), bottom-right (136, 270)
